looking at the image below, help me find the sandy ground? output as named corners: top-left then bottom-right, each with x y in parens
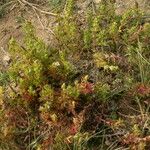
top-left (0, 2), bottom-right (56, 67)
top-left (0, 6), bottom-right (55, 48)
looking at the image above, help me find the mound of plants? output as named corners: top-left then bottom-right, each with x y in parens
top-left (0, 0), bottom-right (150, 149)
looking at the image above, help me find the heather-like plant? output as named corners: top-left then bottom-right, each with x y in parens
top-left (1, 0), bottom-right (150, 149)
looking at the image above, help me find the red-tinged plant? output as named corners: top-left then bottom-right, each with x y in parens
top-left (70, 124), bottom-right (78, 135)
top-left (136, 84), bottom-right (150, 97)
top-left (79, 82), bottom-right (94, 95)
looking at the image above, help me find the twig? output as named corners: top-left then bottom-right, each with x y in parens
top-left (18, 0), bottom-right (57, 17)
top-left (45, 27), bottom-right (55, 36)
top-left (10, 3), bottom-right (17, 11)
top-left (17, 0), bottom-right (24, 6)
top-left (32, 7), bottom-right (45, 30)
top-left (1, 0), bottom-right (15, 8)
top-left (122, 101), bottom-right (141, 113)
top-left (32, 6), bottom-right (56, 36)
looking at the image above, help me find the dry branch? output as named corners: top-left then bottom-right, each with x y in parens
top-left (17, 0), bottom-right (58, 17)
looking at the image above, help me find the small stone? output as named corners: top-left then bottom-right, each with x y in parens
top-left (3, 55), bottom-right (10, 62)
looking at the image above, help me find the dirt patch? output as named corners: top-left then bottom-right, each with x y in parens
top-left (0, 3), bottom-right (57, 68)
top-left (0, 11), bottom-right (22, 49)
top-left (0, 3), bottom-right (56, 49)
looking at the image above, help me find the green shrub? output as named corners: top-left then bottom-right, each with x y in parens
top-left (1, 0), bottom-right (150, 149)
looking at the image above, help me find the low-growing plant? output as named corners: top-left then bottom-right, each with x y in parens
top-left (0, 0), bottom-right (150, 149)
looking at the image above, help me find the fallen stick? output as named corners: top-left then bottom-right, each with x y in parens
top-left (18, 0), bottom-right (58, 17)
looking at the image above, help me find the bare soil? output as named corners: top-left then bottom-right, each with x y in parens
top-left (0, 3), bottom-right (56, 67)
